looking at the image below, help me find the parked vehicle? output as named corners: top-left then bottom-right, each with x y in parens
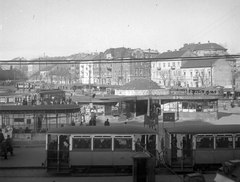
top-left (214, 159), bottom-right (240, 182)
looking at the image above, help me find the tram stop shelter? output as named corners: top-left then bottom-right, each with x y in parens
top-left (0, 104), bottom-right (80, 137)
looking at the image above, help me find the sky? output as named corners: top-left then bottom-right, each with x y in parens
top-left (1, 0), bottom-right (240, 60)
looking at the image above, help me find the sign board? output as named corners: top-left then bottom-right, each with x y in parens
top-left (163, 113), bottom-right (175, 122)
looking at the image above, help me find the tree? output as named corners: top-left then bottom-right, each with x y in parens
top-left (198, 70), bottom-right (211, 87)
top-left (159, 70), bottom-right (172, 86)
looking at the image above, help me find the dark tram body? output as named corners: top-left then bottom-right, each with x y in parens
top-left (164, 125), bottom-right (240, 172)
top-left (45, 125), bottom-right (158, 173)
top-left (37, 89), bottom-right (65, 104)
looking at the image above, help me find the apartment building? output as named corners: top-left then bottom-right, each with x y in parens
top-left (152, 50), bottom-right (196, 87)
top-left (179, 41), bottom-right (228, 56)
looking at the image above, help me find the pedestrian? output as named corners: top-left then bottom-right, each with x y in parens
top-left (135, 138), bottom-right (144, 152)
top-left (0, 129), bottom-right (4, 144)
top-left (104, 119), bottom-right (110, 126)
top-left (25, 127), bottom-right (30, 133)
top-left (223, 103), bottom-right (227, 110)
top-left (6, 135), bottom-right (14, 156)
top-left (231, 100), bottom-right (234, 108)
top-left (92, 116), bottom-right (97, 126)
top-left (0, 139), bottom-right (8, 159)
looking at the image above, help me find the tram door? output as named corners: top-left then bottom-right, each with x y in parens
top-left (58, 135), bottom-right (70, 172)
top-left (47, 135), bottom-right (58, 172)
top-left (171, 134), bottom-right (193, 170)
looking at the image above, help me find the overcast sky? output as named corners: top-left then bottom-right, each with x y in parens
top-left (1, 0), bottom-right (240, 60)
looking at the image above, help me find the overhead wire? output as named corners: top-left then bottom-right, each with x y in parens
top-left (0, 54), bottom-right (239, 65)
top-left (186, 3), bottom-right (240, 43)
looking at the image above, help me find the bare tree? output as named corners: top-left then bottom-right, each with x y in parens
top-left (198, 70), bottom-right (211, 87)
top-left (159, 70), bottom-right (173, 86)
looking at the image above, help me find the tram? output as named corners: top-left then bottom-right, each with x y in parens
top-left (45, 125), bottom-right (158, 173)
top-left (36, 89), bottom-right (65, 104)
top-left (164, 125), bottom-right (240, 172)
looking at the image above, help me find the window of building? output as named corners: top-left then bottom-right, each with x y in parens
top-left (168, 62), bottom-right (170, 67)
top-left (114, 137), bottom-right (132, 150)
top-left (216, 135), bottom-right (233, 148)
top-left (139, 69), bottom-right (143, 76)
top-left (27, 119), bottom-right (31, 124)
top-left (163, 63), bottom-right (165, 67)
top-left (94, 138), bottom-right (112, 150)
top-left (190, 72), bottom-right (193, 77)
top-left (73, 138), bottom-right (91, 150)
top-left (178, 62), bottom-right (180, 66)
top-left (135, 69), bottom-right (139, 76)
top-left (196, 135), bottom-right (214, 149)
top-left (173, 62), bottom-right (175, 67)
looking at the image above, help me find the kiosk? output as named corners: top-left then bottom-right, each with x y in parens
top-left (132, 152), bottom-right (155, 182)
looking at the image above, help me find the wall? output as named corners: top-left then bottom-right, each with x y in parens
top-left (213, 59), bottom-right (233, 87)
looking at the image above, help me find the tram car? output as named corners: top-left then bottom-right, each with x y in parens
top-left (37, 89), bottom-right (65, 104)
top-left (45, 125), bottom-right (158, 173)
top-left (164, 124), bottom-right (240, 172)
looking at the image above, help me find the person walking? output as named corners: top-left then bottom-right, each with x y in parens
top-left (0, 129), bottom-right (4, 144)
top-left (0, 139), bottom-right (8, 159)
top-left (6, 135), bottom-right (14, 156)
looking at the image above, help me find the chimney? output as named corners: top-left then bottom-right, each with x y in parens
top-left (208, 41), bottom-right (210, 43)
top-left (198, 42), bottom-right (201, 44)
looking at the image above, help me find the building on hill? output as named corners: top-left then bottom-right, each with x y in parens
top-left (97, 47), bottom-right (159, 86)
top-left (181, 58), bottom-right (233, 88)
top-left (152, 50), bottom-right (197, 87)
top-left (115, 78), bottom-right (169, 96)
top-left (179, 41), bottom-right (228, 56)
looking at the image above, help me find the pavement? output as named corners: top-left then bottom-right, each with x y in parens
top-left (0, 146), bottom-right (46, 168)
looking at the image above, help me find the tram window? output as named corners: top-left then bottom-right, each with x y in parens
top-left (73, 138), bottom-right (91, 150)
top-left (94, 138), bottom-right (112, 150)
top-left (196, 136), bottom-right (213, 149)
top-left (216, 136), bottom-right (233, 148)
top-left (235, 136), bottom-right (240, 148)
top-left (114, 138), bottom-right (132, 150)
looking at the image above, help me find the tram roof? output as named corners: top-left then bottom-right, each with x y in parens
top-left (0, 104), bottom-right (80, 112)
top-left (165, 124), bottom-right (240, 134)
top-left (47, 125), bottom-right (158, 135)
top-left (37, 89), bottom-right (65, 94)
